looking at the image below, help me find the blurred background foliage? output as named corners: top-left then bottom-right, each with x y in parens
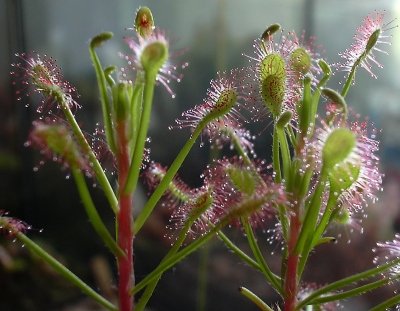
top-left (1, 0), bottom-right (400, 310)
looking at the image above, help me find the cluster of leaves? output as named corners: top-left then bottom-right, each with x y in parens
top-left (2, 6), bottom-right (400, 311)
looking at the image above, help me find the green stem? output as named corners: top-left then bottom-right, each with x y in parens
top-left (60, 101), bottom-right (118, 213)
top-left (231, 131), bottom-right (252, 165)
top-left (239, 287), bottom-right (274, 311)
top-left (134, 121), bottom-right (206, 234)
top-left (341, 64), bottom-right (358, 98)
top-left (15, 232), bottom-right (117, 311)
top-left (298, 168), bottom-right (313, 199)
top-left (132, 196), bottom-right (271, 295)
top-left (217, 230), bottom-right (261, 271)
top-left (218, 229), bottom-right (282, 289)
top-left (277, 203), bottom-right (289, 242)
top-left (115, 118), bottom-right (134, 311)
top-left (308, 89), bottom-right (321, 138)
top-left (295, 171), bottom-right (327, 256)
top-left (129, 76), bottom-right (145, 155)
top-left (283, 208), bottom-right (302, 311)
top-left (196, 243), bottom-right (210, 311)
top-left (132, 222), bottom-right (218, 295)
top-left (341, 54), bottom-right (365, 98)
top-left (297, 191), bottom-right (337, 275)
top-left (297, 258), bottom-right (400, 309)
top-left (286, 126), bottom-right (297, 149)
top-left (273, 126), bottom-right (282, 183)
top-left (230, 129), bottom-right (268, 189)
top-left (305, 278), bottom-right (388, 306)
top-left (71, 167), bottom-right (124, 257)
top-left (89, 34), bottom-right (117, 153)
top-left (135, 219), bottom-right (193, 311)
top-left (124, 73), bottom-right (156, 195)
top-left (310, 191), bottom-right (338, 247)
top-left (276, 127), bottom-right (291, 182)
top-left (242, 218), bottom-right (282, 295)
top-left (370, 293), bottom-right (400, 311)
top-left (298, 77), bottom-right (312, 138)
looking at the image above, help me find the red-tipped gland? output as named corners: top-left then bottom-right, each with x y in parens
top-left (0, 211), bottom-right (30, 238)
top-left (312, 118), bottom-right (382, 213)
top-left (167, 187), bottom-right (216, 240)
top-left (373, 234), bottom-right (400, 280)
top-left (338, 11), bottom-right (392, 79)
top-left (204, 89), bottom-right (237, 122)
top-left (135, 7), bottom-right (155, 38)
top-left (203, 157), bottom-right (285, 229)
top-left (12, 53), bottom-right (80, 113)
top-left (144, 162), bottom-right (194, 210)
top-left (29, 62), bottom-right (66, 104)
top-left (29, 122), bottom-right (87, 170)
top-left (31, 62), bottom-right (54, 88)
top-left (186, 191), bottom-right (214, 223)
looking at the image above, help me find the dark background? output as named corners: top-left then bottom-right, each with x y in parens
top-left (1, 0), bottom-right (400, 310)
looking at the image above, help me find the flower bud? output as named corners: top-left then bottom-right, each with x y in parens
top-left (322, 128), bottom-right (356, 171)
top-left (140, 41), bottom-right (168, 77)
top-left (261, 23), bottom-right (281, 41)
top-left (90, 32), bottom-right (113, 49)
top-left (135, 7), bottom-right (155, 38)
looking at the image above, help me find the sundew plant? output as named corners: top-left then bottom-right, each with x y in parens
top-left (2, 6), bottom-right (400, 311)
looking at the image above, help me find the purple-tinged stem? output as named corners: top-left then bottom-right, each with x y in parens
top-left (116, 119), bottom-right (134, 311)
top-left (283, 212), bottom-right (301, 311)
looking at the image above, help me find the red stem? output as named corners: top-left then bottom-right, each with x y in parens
top-left (284, 213), bottom-right (301, 311)
top-left (117, 120), bottom-right (134, 311)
